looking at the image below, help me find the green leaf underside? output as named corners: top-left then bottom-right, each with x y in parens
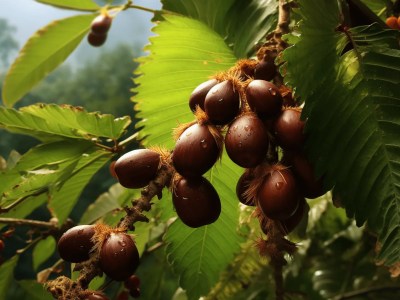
top-left (161, 0), bottom-right (278, 57)
top-left (0, 256), bottom-right (18, 300)
top-left (33, 236), bottom-right (56, 271)
top-left (134, 14), bottom-right (237, 148)
top-left (2, 14), bottom-right (95, 107)
top-left (48, 149), bottom-right (111, 224)
top-left (283, 0), bottom-right (400, 267)
top-left (36, 0), bottom-right (100, 11)
top-left (0, 104), bottom-right (131, 142)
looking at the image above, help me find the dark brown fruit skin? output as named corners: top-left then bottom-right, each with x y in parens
top-left (225, 113), bottom-right (269, 168)
top-left (254, 55), bottom-right (276, 81)
top-left (99, 232), bottom-right (140, 281)
top-left (204, 80), bottom-right (240, 125)
top-left (116, 291), bottom-right (129, 300)
top-left (0, 240), bottom-right (4, 252)
top-left (87, 292), bottom-right (110, 300)
top-left (236, 171), bottom-right (255, 206)
top-left (129, 288), bottom-right (141, 298)
top-left (109, 161), bottom-right (117, 178)
top-left (114, 149), bottom-right (160, 189)
top-left (273, 108), bottom-right (305, 150)
top-left (278, 197), bottom-right (307, 235)
top-left (124, 275), bottom-right (141, 290)
top-left (245, 80), bottom-right (283, 119)
top-left (285, 152), bottom-right (327, 199)
top-left (257, 167), bottom-right (300, 220)
top-left (87, 32), bottom-right (107, 47)
top-left (91, 15), bottom-right (112, 34)
top-left (189, 79), bottom-right (219, 112)
top-left (172, 177), bottom-right (221, 228)
top-left (57, 225), bottom-right (95, 263)
top-left (172, 124), bottom-right (220, 178)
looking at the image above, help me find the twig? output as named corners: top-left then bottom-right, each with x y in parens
top-left (0, 217), bottom-right (57, 229)
top-left (276, 0), bottom-right (291, 35)
top-left (333, 285), bottom-right (400, 300)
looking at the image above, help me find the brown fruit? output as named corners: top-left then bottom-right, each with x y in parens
top-left (236, 170), bottom-right (255, 206)
top-left (91, 14), bottom-right (112, 34)
top-left (279, 197), bottom-right (307, 235)
top-left (204, 80), bottom-right (240, 125)
top-left (254, 55), bottom-right (276, 81)
top-left (57, 225), bottom-right (95, 263)
top-left (114, 149), bottom-right (161, 189)
top-left (172, 177), bottom-right (221, 228)
top-left (0, 240), bottom-right (4, 252)
top-left (124, 275), bottom-right (141, 290)
top-left (172, 124), bottom-right (220, 178)
top-left (189, 79), bottom-right (219, 112)
top-left (273, 107), bottom-right (305, 149)
top-left (245, 80), bottom-right (283, 119)
top-left (257, 167), bottom-right (300, 220)
top-left (87, 292), bottom-right (110, 300)
top-left (225, 113), bottom-right (269, 168)
top-left (87, 32), bottom-right (107, 47)
top-left (129, 288), bottom-right (141, 298)
top-left (109, 161), bottom-right (117, 178)
top-left (99, 232), bottom-right (140, 281)
top-left (386, 16), bottom-right (399, 29)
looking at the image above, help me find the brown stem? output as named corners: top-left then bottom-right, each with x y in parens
top-left (276, 0), bottom-right (291, 35)
top-left (0, 217), bottom-right (57, 229)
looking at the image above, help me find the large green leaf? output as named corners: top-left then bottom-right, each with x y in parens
top-left (283, 0), bottom-right (400, 268)
top-left (18, 280), bottom-right (53, 300)
top-left (134, 15), bottom-right (237, 147)
top-left (161, 0), bottom-right (278, 57)
top-left (2, 14), bottom-right (94, 107)
top-left (33, 236), bottom-right (56, 271)
top-left (0, 256), bottom-right (19, 300)
top-left (0, 104), bottom-right (131, 142)
top-left (36, 0), bottom-right (100, 11)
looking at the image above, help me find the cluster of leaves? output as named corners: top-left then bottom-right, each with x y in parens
top-left (0, 0), bottom-right (399, 299)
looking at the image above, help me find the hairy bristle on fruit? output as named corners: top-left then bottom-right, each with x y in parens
top-left (172, 120), bottom-right (197, 140)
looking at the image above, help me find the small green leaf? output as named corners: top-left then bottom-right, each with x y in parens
top-left (36, 0), bottom-right (100, 11)
top-left (33, 236), bottom-right (56, 271)
top-left (0, 256), bottom-right (19, 300)
top-left (18, 280), bottom-right (53, 300)
top-left (2, 14), bottom-right (95, 107)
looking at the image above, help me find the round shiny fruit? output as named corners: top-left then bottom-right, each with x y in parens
top-left (257, 167), bottom-right (300, 220)
top-left (91, 14), bottom-right (112, 34)
top-left (189, 79), bottom-right (219, 112)
top-left (204, 80), bottom-right (240, 125)
top-left (129, 288), bottom-right (141, 298)
top-left (245, 80), bottom-right (283, 119)
top-left (285, 152), bottom-right (326, 199)
top-left (99, 232), bottom-right (140, 281)
top-left (87, 292), bottom-right (110, 300)
top-left (114, 149), bottom-right (161, 189)
top-left (124, 274), bottom-right (141, 290)
top-left (87, 32), bottom-right (107, 47)
top-left (57, 225), bottom-right (95, 263)
top-left (273, 107), bottom-right (305, 150)
top-left (225, 113), bottom-right (269, 168)
top-left (278, 197), bottom-right (307, 235)
top-left (172, 177), bottom-right (221, 228)
top-left (236, 171), bottom-right (255, 206)
top-left (386, 16), bottom-right (399, 29)
top-left (172, 123), bottom-right (220, 178)
top-left (254, 55), bottom-right (276, 81)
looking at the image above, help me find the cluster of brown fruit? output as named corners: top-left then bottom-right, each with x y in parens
top-left (87, 13), bottom-right (112, 47)
top-left (386, 15), bottom-right (400, 30)
top-left (57, 224), bottom-right (140, 299)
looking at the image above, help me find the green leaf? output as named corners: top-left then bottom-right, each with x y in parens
top-left (283, 0), bottom-right (400, 268)
top-left (33, 236), bottom-right (56, 271)
top-left (0, 256), bottom-right (19, 300)
top-left (48, 149), bottom-right (111, 224)
top-left (18, 280), bottom-right (53, 300)
top-left (134, 15), bottom-right (237, 148)
top-left (161, 0), bottom-right (278, 57)
top-left (165, 156), bottom-right (243, 300)
top-left (36, 0), bottom-right (100, 11)
top-left (0, 104), bottom-right (131, 142)
top-left (2, 14), bottom-right (95, 107)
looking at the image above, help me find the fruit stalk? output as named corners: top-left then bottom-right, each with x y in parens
top-left (277, 0), bottom-right (291, 34)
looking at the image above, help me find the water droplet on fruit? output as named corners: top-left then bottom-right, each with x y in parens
top-left (268, 88), bottom-right (277, 96)
top-left (119, 240), bottom-right (126, 247)
top-left (244, 125), bottom-right (250, 131)
top-left (218, 98), bottom-right (223, 102)
top-left (200, 139), bottom-right (208, 148)
top-left (78, 229), bottom-right (84, 234)
top-left (275, 182), bottom-right (284, 189)
top-left (238, 142), bottom-right (242, 148)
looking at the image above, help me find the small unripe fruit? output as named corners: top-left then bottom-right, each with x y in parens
top-left (386, 16), bottom-right (399, 29)
top-left (257, 167), bottom-right (300, 220)
top-left (91, 14), bottom-right (112, 34)
top-left (129, 288), bottom-right (141, 298)
top-left (204, 80), bottom-right (240, 125)
top-left (236, 171), bottom-right (255, 206)
top-left (87, 32), bottom-right (107, 47)
top-left (99, 232), bottom-right (140, 281)
top-left (225, 113), bottom-right (269, 168)
top-left (114, 149), bottom-right (161, 189)
top-left (254, 55), bottom-right (276, 81)
top-left (245, 80), bottom-right (283, 119)
top-left (57, 225), bottom-right (95, 263)
top-left (124, 275), bottom-right (141, 290)
top-left (189, 79), bottom-right (219, 112)
top-left (172, 177), bottom-right (221, 228)
top-left (273, 107), bottom-right (305, 149)
top-left (172, 124), bottom-right (220, 178)
top-left (87, 292), bottom-right (110, 300)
